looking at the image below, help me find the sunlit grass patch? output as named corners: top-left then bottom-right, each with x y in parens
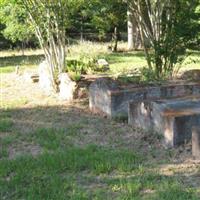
top-left (0, 64), bottom-right (38, 73)
top-left (1, 98), bottom-right (28, 109)
top-left (107, 172), bottom-right (198, 200)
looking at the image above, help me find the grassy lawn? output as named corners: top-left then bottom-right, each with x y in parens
top-left (1, 42), bottom-right (200, 199)
top-left (0, 54), bottom-right (44, 73)
top-left (1, 42), bottom-right (199, 75)
top-left (0, 104), bottom-right (199, 199)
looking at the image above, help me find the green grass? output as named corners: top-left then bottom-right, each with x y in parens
top-left (0, 124), bottom-right (198, 199)
top-left (1, 42), bottom-right (200, 75)
top-left (107, 173), bottom-right (197, 200)
top-left (0, 145), bottom-right (198, 199)
top-left (0, 54), bottom-right (44, 73)
top-left (0, 118), bottom-right (13, 132)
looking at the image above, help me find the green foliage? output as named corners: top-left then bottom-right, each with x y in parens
top-left (68, 0), bottom-right (126, 40)
top-left (139, 67), bottom-right (158, 82)
top-left (68, 71), bottom-right (82, 82)
top-left (151, 0), bottom-right (200, 79)
top-left (89, 0), bottom-right (126, 39)
top-left (131, 0), bottom-right (200, 80)
top-left (0, 118), bottom-right (13, 132)
top-left (0, 0), bottom-right (34, 43)
top-left (66, 55), bottom-right (107, 81)
top-left (67, 58), bottom-right (87, 75)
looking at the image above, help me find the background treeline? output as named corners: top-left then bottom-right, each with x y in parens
top-left (0, 0), bottom-right (127, 50)
top-left (0, 0), bottom-right (199, 51)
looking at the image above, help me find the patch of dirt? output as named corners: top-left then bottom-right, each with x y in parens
top-left (8, 142), bottom-right (42, 159)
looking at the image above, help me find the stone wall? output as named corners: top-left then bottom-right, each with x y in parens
top-left (89, 78), bottom-right (200, 117)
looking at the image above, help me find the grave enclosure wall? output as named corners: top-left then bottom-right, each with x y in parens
top-left (89, 78), bottom-right (200, 117)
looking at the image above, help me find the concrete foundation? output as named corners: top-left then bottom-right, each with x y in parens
top-left (128, 97), bottom-right (200, 147)
top-left (192, 126), bottom-right (200, 159)
top-left (89, 78), bottom-right (200, 117)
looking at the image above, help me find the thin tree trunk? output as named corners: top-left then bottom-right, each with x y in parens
top-left (127, 7), bottom-right (134, 50)
top-left (112, 27), bottom-right (118, 52)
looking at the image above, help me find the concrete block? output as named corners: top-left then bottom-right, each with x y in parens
top-left (89, 78), bottom-right (200, 117)
top-left (128, 97), bottom-right (200, 147)
top-left (192, 126), bottom-right (200, 159)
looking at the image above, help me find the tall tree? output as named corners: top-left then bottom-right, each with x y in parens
top-left (127, 5), bottom-right (141, 50)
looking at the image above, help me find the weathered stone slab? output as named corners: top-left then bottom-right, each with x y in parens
top-left (38, 60), bottom-right (55, 94)
top-left (128, 97), bottom-right (200, 147)
top-left (58, 73), bottom-right (76, 101)
top-left (97, 59), bottom-right (109, 67)
top-left (192, 126), bottom-right (200, 160)
top-left (89, 78), bottom-right (200, 117)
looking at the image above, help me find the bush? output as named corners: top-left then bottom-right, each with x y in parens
top-left (68, 71), bottom-right (82, 82)
top-left (66, 56), bottom-right (107, 82)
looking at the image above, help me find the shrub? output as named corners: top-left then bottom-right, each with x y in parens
top-left (66, 56), bottom-right (107, 81)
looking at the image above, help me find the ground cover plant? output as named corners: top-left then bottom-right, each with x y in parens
top-left (1, 43), bottom-right (200, 199)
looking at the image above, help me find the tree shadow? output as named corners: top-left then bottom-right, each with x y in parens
top-left (0, 54), bottom-right (44, 68)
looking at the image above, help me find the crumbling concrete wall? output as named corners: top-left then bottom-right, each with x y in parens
top-left (128, 98), bottom-right (200, 147)
top-left (89, 78), bottom-right (200, 117)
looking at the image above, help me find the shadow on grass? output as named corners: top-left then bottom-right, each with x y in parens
top-left (97, 51), bottom-right (145, 63)
top-left (109, 51), bottom-right (145, 57)
top-left (0, 104), bottom-right (199, 199)
top-left (0, 54), bottom-right (44, 68)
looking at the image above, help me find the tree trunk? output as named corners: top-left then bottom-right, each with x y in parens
top-left (21, 42), bottom-right (25, 56)
top-left (112, 27), bottom-right (118, 52)
top-left (127, 8), bottom-right (134, 50)
top-left (80, 17), bottom-right (84, 42)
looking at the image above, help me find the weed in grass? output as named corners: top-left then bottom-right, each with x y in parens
top-left (0, 118), bottom-right (13, 132)
top-left (156, 183), bottom-right (197, 200)
top-left (113, 115), bottom-right (128, 123)
top-left (33, 128), bottom-right (72, 150)
top-left (1, 135), bottom-right (17, 146)
top-left (33, 125), bottom-right (82, 150)
top-left (0, 110), bottom-right (12, 118)
top-left (107, 172), bottom-right (198, 200)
